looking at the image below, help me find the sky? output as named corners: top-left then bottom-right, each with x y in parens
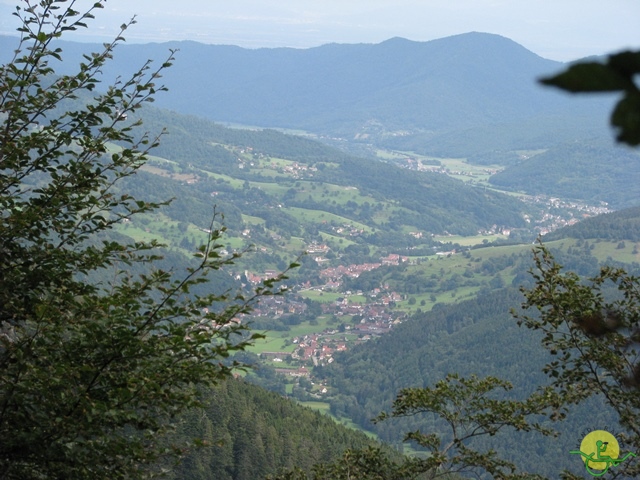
top-left (1, 0), bottom-right (639, 61)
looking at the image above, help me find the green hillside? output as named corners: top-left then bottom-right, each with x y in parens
top-left (315, 287), bottom-right (617, 477)
top-left (169, 378), bottom-right (386, 480)
top-left (112, 105), bottom-right (530, 255)
top-left (380, 113), bottom-right (610, 159)
top-left (489, 138), bottom-right (640, 208)
top-left (544, 206), bottom-right (640, 241)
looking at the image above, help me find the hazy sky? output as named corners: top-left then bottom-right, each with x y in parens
top-left (1, 0), bottom-right (639, 61)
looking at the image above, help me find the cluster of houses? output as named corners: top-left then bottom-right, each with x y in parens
top-left (315, 254), bottom-right (409, 289)
top-left (477, 224), bottom-right (512, 237)
top-left (522, 195), bottom-right (612, 235)
top-left (331, 224), bottom-right (365, 237)
top-left (261, 316), bottom-right (399, 374)
top-left (307, 242), bottom-right (330, 254)
top-left (381, 253), bottom-right (410, 265)
top-left (255, 287), bottom-right (405, 376)
top-left (250, 295), bottom-right (308, 318)
top-left (319, 262), bottom-right (381, 283)
top-left (243, 269), bottom-right (281, 286)
top-left (270, 161), bottom-right (318, 178)
top-left (292, 332), bottom-right (348, 363)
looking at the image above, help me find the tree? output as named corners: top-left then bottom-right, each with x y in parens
top-left (0, 2), bottom-right (288, 478)
top-left (267, 446), bottom-right (425, 480)
top-left (514, 245), bottom-right (640, 478)
top-left (375, 244), bottom-right (640, 479)
top-left (374, 373), bottom-right (563, 479)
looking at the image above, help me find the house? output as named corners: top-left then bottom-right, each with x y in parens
top-left (275, 367), bottom-right (309, 377)
top-left (260, 351), bottom-right (291, 361)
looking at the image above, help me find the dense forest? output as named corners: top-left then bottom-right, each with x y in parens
top-left (170, 379), bottom-right (385, 480)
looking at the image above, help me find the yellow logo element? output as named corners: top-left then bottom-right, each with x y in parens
top-left (570, 430), bottom-right (636, 477)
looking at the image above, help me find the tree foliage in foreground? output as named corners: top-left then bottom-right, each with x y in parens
top-left (267, 446), bottom-right (433, 480)
top-left (514, 245), bottom-right (640, 478)
top-left (541, 50), bottom-right (640, 146)
top-left (0, 2), bottom-right (289, 478)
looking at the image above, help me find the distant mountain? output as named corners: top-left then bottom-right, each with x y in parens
top-left (0, 32), bottom-right (613, 151)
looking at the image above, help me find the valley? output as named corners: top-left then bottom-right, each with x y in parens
top-left (3, 17), bottom-right (640, 478)
top-left (67, 54), bottom-right (636, 470)
top-left (105, 109), bottom-right (639, 404)
top-left (100, 99), bottom-right (640, 475)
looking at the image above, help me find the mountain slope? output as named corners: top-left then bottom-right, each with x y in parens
top-left (125, 105), bottom-right (529, 236)
top-left (0, 32), bottom-right (612, 144)
top-left (170, 378), bottom-right (383, 480)
top-left (544, 206), bottom-right (640, 241)
top-left (488, 138), bottom-right (640, 208)
top-left (155, 33), bottom-right (606, 136)
top-left (318, 286), bottom-right (615, 478)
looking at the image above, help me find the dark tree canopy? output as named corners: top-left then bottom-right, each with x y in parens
top-left (0, 2), bottom-right (288, 478)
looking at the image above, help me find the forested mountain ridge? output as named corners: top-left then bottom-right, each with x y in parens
top-left (544, 205), bottom-right (640, 241)
top-left (0, 32), bottom-right (612, 145)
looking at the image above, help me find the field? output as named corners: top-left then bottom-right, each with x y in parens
top-left (376, 149), bottom-right (505, 185)
top-left (248, 318), bottom-right (336, 355)
top-left (433, 233), bottom-right (509, 246)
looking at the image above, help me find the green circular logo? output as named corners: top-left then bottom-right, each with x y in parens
top-left (579, 430), bottom-right (619, 471)
top-left (570, 429), bottom-right (636, 477)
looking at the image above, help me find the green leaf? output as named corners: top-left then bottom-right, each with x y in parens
top-left (612, 91), bottom-right (640, 145)
top-left (608, 50), bottom-right (640, 77)
top-left (540, 62), bottom-right (633, 93)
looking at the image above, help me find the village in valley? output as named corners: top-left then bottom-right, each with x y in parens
top-left (164, 143), bottom-right (620, 391)
top-left (245, 248), bottom-right (409, 380)
top-left (239, 194), bottom-right (614, 387)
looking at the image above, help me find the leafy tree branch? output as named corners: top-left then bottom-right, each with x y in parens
top-left (0, 2), bottom-right (292, 478)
